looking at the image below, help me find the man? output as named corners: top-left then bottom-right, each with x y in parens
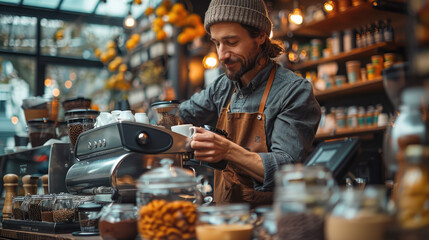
top-left (180, 0), bottom-right (321, 207)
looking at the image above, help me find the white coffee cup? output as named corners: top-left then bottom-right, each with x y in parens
top-left (135, 113), bottom-right (149, 124)
top-left (171, 124), bottom-right (197, 138)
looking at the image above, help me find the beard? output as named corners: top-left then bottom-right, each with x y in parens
top-left (221, 50), bottom-right (260, 82)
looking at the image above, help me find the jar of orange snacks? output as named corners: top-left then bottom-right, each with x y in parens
top-left (137, 159), bottom-right (208, 240)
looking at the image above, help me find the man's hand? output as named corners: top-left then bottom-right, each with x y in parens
top-left (190, 127), bottom-right (231, 163)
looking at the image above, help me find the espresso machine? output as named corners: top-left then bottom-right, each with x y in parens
top-left (64, 121), bottom-right (194, 203)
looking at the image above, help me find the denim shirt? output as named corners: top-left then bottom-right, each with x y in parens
top-left (180, 62), bottom-right (321, 191)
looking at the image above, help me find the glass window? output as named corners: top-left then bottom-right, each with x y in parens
top-left (0, 0), bottom-right (20, 4)
top-left (95, 1), bottom-right (128, 17)
top-left (22, 0), bottom-right (60, 9)
top-left (60, 0), bottom-right (99, 14)
top-left (40, 19), bottom-right (124, 59)
top-left (0, 14), bottom-right (37, 53)
top-left (0, 55), bottom-right (36, 151)
top-left (45, 65), bottom-right (111, 112)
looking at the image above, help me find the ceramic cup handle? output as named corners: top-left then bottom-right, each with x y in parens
top-left (189, 126), bottom-right (198, 138)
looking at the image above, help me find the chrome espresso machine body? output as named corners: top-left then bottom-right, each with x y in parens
top-left (65, 121), bottom-right (193, 202)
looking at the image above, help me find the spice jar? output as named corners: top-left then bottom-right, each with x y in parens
top-left (73, 195), bottom-right (95, 222)
top-left (325, 186), bottom-right (393, 240)
top-left (99, 204), bottom-right (138, 240)
top-left (40, 194), bottom-right (55, 222)
top-left (11, 196), bottom-right (26, 220)
top-left (397, 145), bottom-right (429, 229)
top-left (53, 194), bottom-right (75, 223)
top-left (67, 118), bottom-right (95, 149)
top-left (151, 100), bottom-right (182, 130)
top-left (76, 202), bottom-right (103, 235)
top-left (274, 165), bottom-right (337, 240)
top-left (137, 159), bottom-right (207, 240)
top-left (18, 194), bottom-right (31, 220)
top-left (196, 204), bottom-right (254, 240)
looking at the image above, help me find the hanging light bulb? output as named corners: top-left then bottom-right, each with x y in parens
top-left (289, 8), bottom-right (303, 25)
top-left (124, 11), bottom-right (136, 29)
top-left (289, 0), bottom-right (303, 25)
top-left (324, 1), bottom-right (335, 12)
top-left (203, 52), bottom-right (219, 69)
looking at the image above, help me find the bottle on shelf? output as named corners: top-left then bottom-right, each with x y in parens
top-left (374, 20), bottom-right (384, 44)
top-left (355, 28), bottom-right (362, 48)
top-left (383, 19), bottom-right (394, 42)
top-left (365, 23), bottom-right (375, 46)
top-left (286, 41), bottom-right (300, 64)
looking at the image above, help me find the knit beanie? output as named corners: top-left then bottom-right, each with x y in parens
top-left (204, 0), bottom-right (272, 36)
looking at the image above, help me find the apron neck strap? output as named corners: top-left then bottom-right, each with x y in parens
top-left (258, 65), bottom-right (277, 113)
top-left (226, 65), bottom-right (277, 113)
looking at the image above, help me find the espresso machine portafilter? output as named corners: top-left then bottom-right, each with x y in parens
top-left (65, 121), bottom-right (193, 203)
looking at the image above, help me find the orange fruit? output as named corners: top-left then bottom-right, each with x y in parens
top-left (106, 48), bottom-right (117, 59)
top-left (119, 64), bottom-right (128, 72)
top-left (177, 32), bottom-right (191, 44)
top-left (153, 17), bottom-right (165, 28)
top-left (113, 56), bottom-right (122, 63)
top-left (172, 3), bottom-right (185, 13)
top-left (126, 40), bottom-right (135, 50)
top-left (185, 14), bottom-right (201, 27)
top-left (134, 0), bottom-right (142, 5)
top-left (100, 53), bottom-right (109, 63)
top-left (155, 6), bottom-right (168, 16)
top-left (108, 61), bottom-right (119, 72)
top-left (106, 40), bottom-right (116, 49)
top-left (145, 7), bottom-right (154, 16)
top-left (94, 48), bottom-right (102, 57)
top-left (196, 24), bottom-right (206, 37)
top-left (167, 12), bottom-right (178, 24)
top-left (131, 33), bottom-right (140, 42)
top-left (156, 30), bottom-right (167, 41)
top-left (162, 0), bottom-right (171, 9)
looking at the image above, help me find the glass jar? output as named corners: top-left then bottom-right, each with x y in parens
top-left (73, 195), bottom-right (95, 222)
top-left (64, 108), bottom-right (100, 122)
top-left (325, 186), bottom-right (393, 240)
top-left (27, 118), bottom-right (56, 147)
top-left (196, 204), bottom-right (253, 240)
top-left (11, 196), bottom-right (26, 220)
top-left (19, 194), bottom-right (31, 220)
top-left (28, 195), bottom-right (44, 221)
top-left (67, 118), bottom-right (95, 148)
top-left (53, 194), bottom-right (75, 223)
top-left (77, 202), bottom-right (103, 234)
top-left (137, 159), bottom-right (207, 240)
top-left (40, 194), bottom-right (55, 222)
top-left (99, 204), bottom-right (138, 240)
top-left (150, 100), bottom-right (182, 130)
top-left (62, 97), bottom-right (92, 111)
top-left (56, 121), bottom-right (68, 140)
top-left (253, 206), bottom-right (276, 240)
top-left (397, 145), bottom-right (429, 229)
top-left (274, 165), bottom-right (337, 240)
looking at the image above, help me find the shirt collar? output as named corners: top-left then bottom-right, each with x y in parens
top-left (247, 62), bottom-right (274, 92)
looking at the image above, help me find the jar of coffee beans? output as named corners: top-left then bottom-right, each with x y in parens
top-left (67, 118), bottom-right (95, 148)
top-left (151, 100), bottom-right (182, 130)
top-left (99, 204), bottom-right (138, 240)
top-left (274, 165), bottom-right (338, 240)
top-left (11, 196), bottom-right (26, 220)
top-left (28, 195), bottom-right (44, 221)
top-left (27, 118), bottom-right (56, 147)
top-left (53, 194), bottom-right (75, 223)
top-left (40, 194), bottom-right (55, 222)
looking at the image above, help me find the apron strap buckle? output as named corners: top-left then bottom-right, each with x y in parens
top-left (257, 114), bottom-right (262, 120)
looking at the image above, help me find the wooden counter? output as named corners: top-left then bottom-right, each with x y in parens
top-left (0, 228), bottom-right (101, 240)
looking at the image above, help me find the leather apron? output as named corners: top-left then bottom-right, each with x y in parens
top-left (214, 66), bottom-right (276, 208)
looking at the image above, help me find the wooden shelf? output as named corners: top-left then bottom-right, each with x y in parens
top-left (315, 125), bottom-right (387, 141)
top-left (290, 42), bottom-right (400, 71)
top-left (314, 77), bottom-right (384, 101)
top-left (284, 2), bottom-right (406, 37)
